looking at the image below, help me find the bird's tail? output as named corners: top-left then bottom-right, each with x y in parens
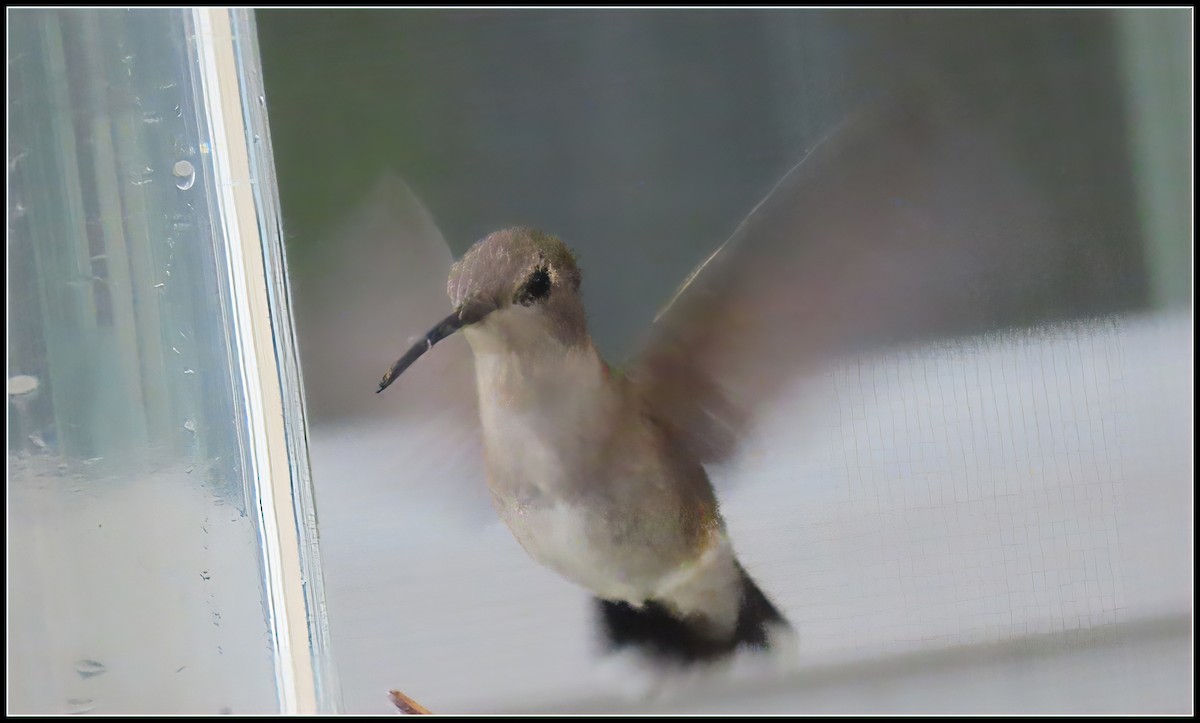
top-left (595, 562), bottom-right (790, 666)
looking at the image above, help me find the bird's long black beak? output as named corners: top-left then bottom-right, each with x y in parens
top-left (377, 310), bottom-right (474, 394)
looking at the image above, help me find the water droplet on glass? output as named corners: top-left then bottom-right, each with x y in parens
top-left (8, 375), bottom-right (39, 397)
top-left (172, 160), bottom-right (196, 191)
top-left (74, 659), bottom-right (107, 678)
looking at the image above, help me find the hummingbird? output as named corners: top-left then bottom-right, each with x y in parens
top-left (379, 225), bottom-right (791, 665)
top-left (374, 95), bottom-right (1052, 667)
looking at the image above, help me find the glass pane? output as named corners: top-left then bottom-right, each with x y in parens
top-left (256, 9), bottom-right (1191, 714)
top-left (7, 8), bottom-right (323, 714)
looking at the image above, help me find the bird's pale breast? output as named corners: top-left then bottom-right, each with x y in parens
top-left (468, 333), bottom-right (720, 604)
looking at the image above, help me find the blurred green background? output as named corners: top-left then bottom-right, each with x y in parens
top-left (256, 9), bottom-right (1188, 404)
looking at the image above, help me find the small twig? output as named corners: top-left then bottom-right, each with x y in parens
top-left (389, 689), bottom-right (431, 715)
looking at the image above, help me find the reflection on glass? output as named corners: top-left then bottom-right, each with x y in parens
top-left (7, 8), bottom-right (313, 714)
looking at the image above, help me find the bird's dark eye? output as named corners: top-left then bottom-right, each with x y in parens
top-left (516, 267), bottom-right (552, 306)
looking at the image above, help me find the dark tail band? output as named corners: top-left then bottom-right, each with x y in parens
top-left (595, 563), bottom-right (789, 666)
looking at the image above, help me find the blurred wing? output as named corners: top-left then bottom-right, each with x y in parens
top-left (294, 171), bottom-right (491, 523)
top-left (630, 94), bottom-right (1057, 464)
top-left (294, 170), bottom-right (477, 426)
